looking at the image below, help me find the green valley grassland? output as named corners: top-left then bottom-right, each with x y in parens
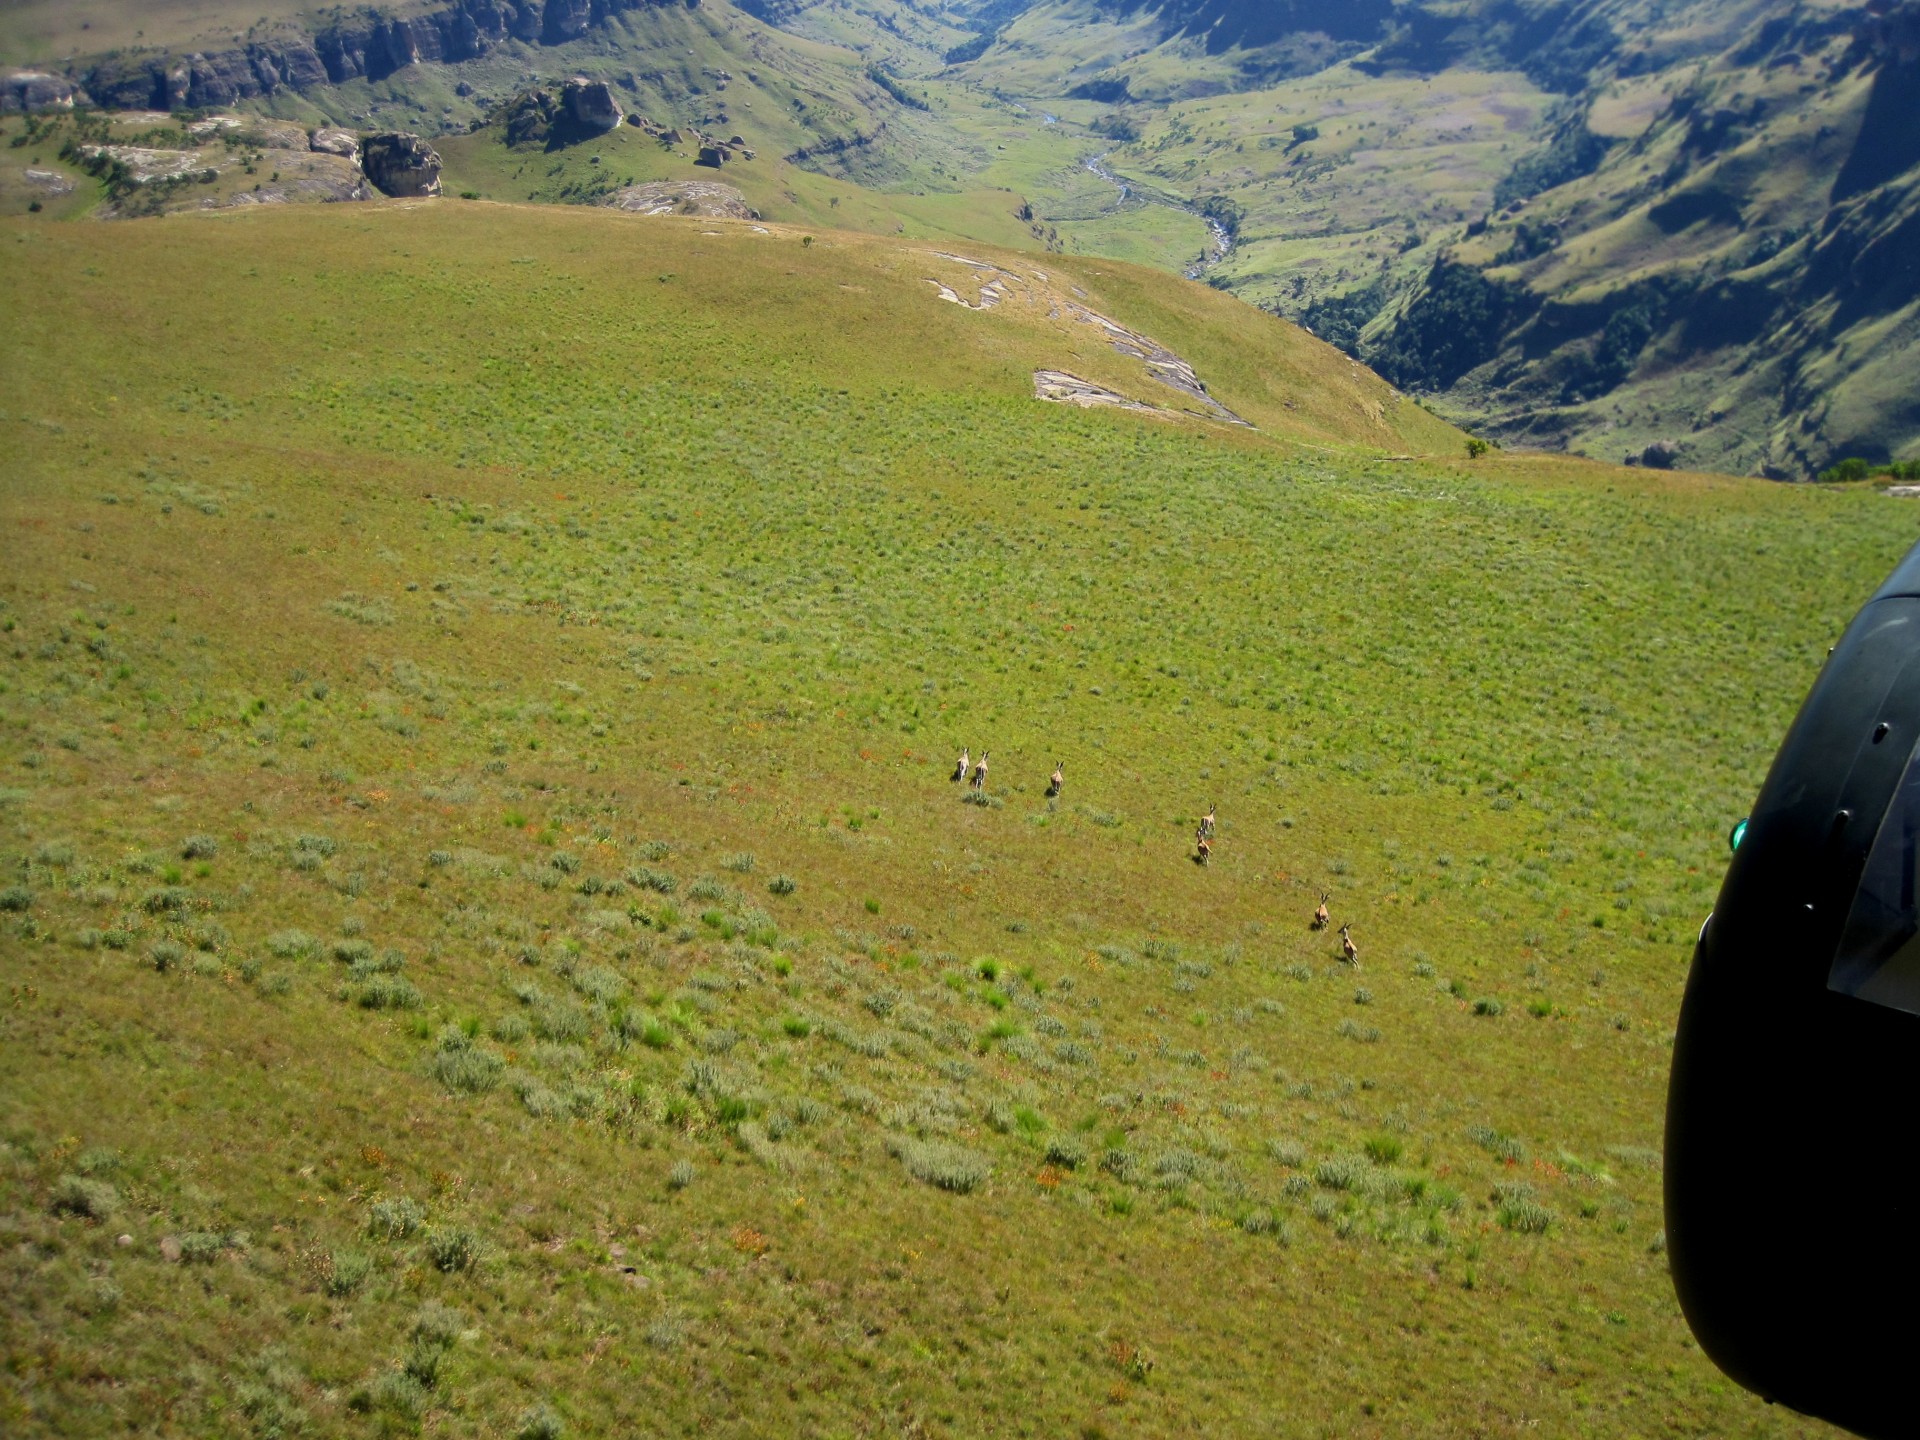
top-left (0, 200), bottom-right (1882, 1437)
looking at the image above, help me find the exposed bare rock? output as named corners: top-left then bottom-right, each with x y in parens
top-left (1033, 371), bottom-right (1162, 415)
top-left (562, 77), bottom-right (623, 133)
top-left (1, 70), bottom-right (80, 113)
top-left (310, 128), bottom-right (361, 166)
top-left (78, 57), bottom-right (189, 110)
top-left (22, 168), bottom-right (75, 196)
top-left (60, 1), bottom-right (686, 111)
top-left (924, 252), bottom-right (1253, 427)
top-left (543, 0), bottom-right (595, 44)
top-left (604, 180), bottom-right (758, 219)
top-left (361, 133), bottom-right (442, 199)
top-left (696, 143), bottom-right (732, 168)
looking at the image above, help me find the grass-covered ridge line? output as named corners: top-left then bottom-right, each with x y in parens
top-left (0, 201), bottom-right (1896, 1436)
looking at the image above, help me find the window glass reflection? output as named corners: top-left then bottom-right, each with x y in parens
top-left (1833, 738), bottom-right (1920, 1014)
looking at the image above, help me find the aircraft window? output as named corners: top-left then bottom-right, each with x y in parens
top-left (1832, 735), bottom-right (1920, 1014)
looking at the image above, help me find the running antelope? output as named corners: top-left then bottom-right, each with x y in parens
top-left (1312, 892), bottom-right (1330, 931)
top-left (1339, 923), bottom-right (1359, 968)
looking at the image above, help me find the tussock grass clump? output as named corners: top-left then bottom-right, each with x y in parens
top-left (1363, 1135), bottom-right (1404, 1165)
top-left (365, 1370), bottom-right (427, 1420)
top-left (179, 1231), bottom-right (237, 1264)
top-left (356, 975), bottom-right (424, 1010)
top-left (266, 929), bottom-right (318, 959)
top-left (517, 1404), bottom-right (566, 1440)
top-left (427, 1033), bottom-right (504, 1094)
top-left (324, 593), bottom-right (394, 626)
top-left (1314, 1155), bottom-right (1374, 1192)
top-left (412, 1302), bottom-right (464, 1350)
top-left (426, 1227), bottom-right (481, 1273)
top-left (1494, 1182), bottom-right (1554, 1235)
top-left (887, 1135), bottom-right (990, 1194)
top-left (1266, 1138), bottom-right (1307, 1167)
top-left (1043, 1136), bottom-right (1086, 1169)
top-left (50, 1174), bottom-right (118, 1220)
top-left (1468, 1125), bottom-right (1529, 1164)
top-left (628, 866), bottom-right (677, 894)
top-left (324, 1247), bottom-right (372, 1296)
top-left (767, 874), bottom-right (797, 896)
top-left (368, 1196), bottom-right (427, 1241)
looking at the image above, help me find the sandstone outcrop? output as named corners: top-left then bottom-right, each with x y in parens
top-left (64, 1), bottom-right (694, 112)
top-left (1, 70), bottom-right (80, 112)
top-left (310, 128), bottom-right (361, 165)
top-left (562, 77), bottom-right (623, 133)
top-left (1640, 440), bottom-right (1681, 470)
top-left (361, 133), bottom-right (442, 198)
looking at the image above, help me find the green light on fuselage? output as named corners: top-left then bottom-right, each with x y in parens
top-left (1729, 818), bottom-right (1748, 853)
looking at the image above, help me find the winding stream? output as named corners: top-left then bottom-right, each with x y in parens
top-left (1083, 151), bottom-right (1233, 280)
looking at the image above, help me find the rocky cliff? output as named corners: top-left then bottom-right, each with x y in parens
top-left (39, 0), bottom-right (698, 113)
top-left (361, 133), bottom-right (445, 197)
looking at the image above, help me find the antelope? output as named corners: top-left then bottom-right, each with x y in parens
top-left (1195, 833), bottom-right (1212, 865)
top-left (1339, 923), bottom-right (1359, 968)
top-left (1200, 803), bottom-right (1216, 839)
top-left (971, 752), bottom-right (990, 790)
top-left (1047, 762), bottom-right (1063, 798)
top-left (953, 747), bottom-right (970, 783)
top-left (1312, 892), bottom-right (1330, 930)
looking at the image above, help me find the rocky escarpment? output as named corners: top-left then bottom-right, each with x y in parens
top-left (0, 71), bottom-right (79, 112)
top-left (30, 0), bottom-right (698, 114)
top-left (361, 133), bottom-right (444, 198)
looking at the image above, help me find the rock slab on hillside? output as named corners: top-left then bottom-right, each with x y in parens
top-left (604, 180), bottom-right (758, 219)
top-left (361, 133), bottom-right (442, 198)
top-left (310, 128), bottom-right (361, 165)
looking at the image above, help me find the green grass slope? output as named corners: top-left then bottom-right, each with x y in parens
top-left (0, 199), bottom-right (1894, 1437)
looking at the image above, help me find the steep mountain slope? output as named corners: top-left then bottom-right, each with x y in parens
top-left (0, 192), bottom-right (1896, 1440)
top-left (938, 0), bottom-right (1920, 474)
top-left (1363, 0), bottom-right (1920, 475)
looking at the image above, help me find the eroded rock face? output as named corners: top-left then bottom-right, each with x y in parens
top-left (63, 1), bottom-right (687, 111)
top-left (310, 127), bottom-right (361, 166)
top-left (543, 0), bottom-right (594, 44)
top-left (1, 70), bottom-right (80, 112)
top-left (1641, 440), bottom-right (1681, 470)
top-left (361, 133), bottom-right (442, 198)
top-left (562, 77), bottom-right (623, 132)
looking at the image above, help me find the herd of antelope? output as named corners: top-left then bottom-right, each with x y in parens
top-left (948, 750), bottom-right (1362, 968)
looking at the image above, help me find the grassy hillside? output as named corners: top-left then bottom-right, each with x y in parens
top-left (0, 199), bottom-right (1895, 1437)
